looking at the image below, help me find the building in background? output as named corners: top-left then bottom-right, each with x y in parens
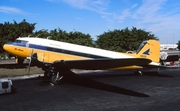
top-left (160, 44), bottom-right (178, 50)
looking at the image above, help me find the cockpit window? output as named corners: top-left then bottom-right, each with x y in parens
top-left (14, 40), bottom-right (21, 43)
top-left (136, 40), bottom-right (147, 54)
top-left (13, 40), bottom-right (28, 47)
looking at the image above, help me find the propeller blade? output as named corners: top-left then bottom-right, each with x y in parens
top-left (27, 48), bottom-right (34, 74)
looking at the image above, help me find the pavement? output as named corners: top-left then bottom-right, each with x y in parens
top-left (0, 68), bottom-right (180, 111)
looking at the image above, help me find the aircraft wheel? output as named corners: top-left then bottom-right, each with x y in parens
top-left (51, 72), bottom-right (64, 85)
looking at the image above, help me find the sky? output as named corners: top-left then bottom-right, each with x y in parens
top-left (0, 0), bottom-right (180, 44)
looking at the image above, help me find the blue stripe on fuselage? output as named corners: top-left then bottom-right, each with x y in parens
top-left (6, 41), bottom-right (108, 59)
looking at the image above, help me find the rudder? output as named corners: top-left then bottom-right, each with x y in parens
top-left (136, 39), bottom-right (160, 63)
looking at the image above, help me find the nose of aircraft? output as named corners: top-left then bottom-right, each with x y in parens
top-left (3, 44), bottom-right (12, 53)
top-left (3, 43), bottom-right (28, 58)
top-left (3, 44), bottom-right (8, 51)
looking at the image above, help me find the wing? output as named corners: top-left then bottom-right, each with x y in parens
top-left (52, 58), bottom-right (152, 70)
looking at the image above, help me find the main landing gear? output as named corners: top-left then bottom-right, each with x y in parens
top-left (16, 57), bottom-right (24, 65)
top-left (43, 66), bottom-right (69, 85)
top-left (50, 71), bottom-right (64, 85)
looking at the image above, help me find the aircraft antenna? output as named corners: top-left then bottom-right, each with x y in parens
top-left (47, 36), bottom-right (51, 39)
top-left (36, 34), bottom-right (40, 38)
top-left (28, 34), bottom-right (32, 37)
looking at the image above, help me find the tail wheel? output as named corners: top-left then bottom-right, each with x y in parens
top-left (51, 72), bottom-right (64, 85)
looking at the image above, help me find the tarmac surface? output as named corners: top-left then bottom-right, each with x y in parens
top-left (0, 68), bottom-right (180, 111)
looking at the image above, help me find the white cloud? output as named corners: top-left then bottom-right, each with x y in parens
top-left (47, 0), bottom-right (109, 12)
top-left (115, 9), bottom-right (130, 23)
top-left (112, 3), bottom-right (137, 23)
top-left (134, 0), bottom-right (167, 23)
top-left (134, 0), bottom-right (180, 33)
top-left (0, 6), bottom-right (23, 14)
top-left (60, 0), bottom-right (113, 27)
top-left (118, 0), bottom-right (180, 43)
top-left (61, 0), bottom-right (109, 14)
top-left (47, 0), bottom-right (110, 21)
top-left (113, 0), bottom-right (180, 32)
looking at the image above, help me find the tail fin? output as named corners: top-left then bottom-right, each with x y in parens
top-left (136, 39), bottom-right (160, 63)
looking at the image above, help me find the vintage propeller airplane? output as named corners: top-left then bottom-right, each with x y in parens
top-left (3, 37), bottom-right (161, 84)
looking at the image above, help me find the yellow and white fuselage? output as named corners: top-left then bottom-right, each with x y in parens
top-left (3, 37), bottom-right (160, 70)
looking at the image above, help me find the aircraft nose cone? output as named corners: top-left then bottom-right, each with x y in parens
top-left (3, 44), bottom-right (8, 51)
top-left (3, 44), bottom-right (11, 53)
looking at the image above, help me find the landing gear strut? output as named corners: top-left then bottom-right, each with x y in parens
top-left (51, 72), bottom-right (64, 85)
top-left (17, 57), bottom-right (24, 65)
top-left (43, 66), bottom-right (69, 85)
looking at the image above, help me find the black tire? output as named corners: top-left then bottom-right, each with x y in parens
top-left (51, 74), bottom-right (64, 85)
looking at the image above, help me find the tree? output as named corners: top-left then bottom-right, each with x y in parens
top-left (96, 27), bottom-right (158, 52)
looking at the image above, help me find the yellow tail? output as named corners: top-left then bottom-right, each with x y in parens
top-left (135, 39), bottom-right (160, 63)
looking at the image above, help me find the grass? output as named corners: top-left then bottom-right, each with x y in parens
top-left (0, 67), bottom-right (44, 78)
top-left (0, 59), bottom-right (44, 78)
